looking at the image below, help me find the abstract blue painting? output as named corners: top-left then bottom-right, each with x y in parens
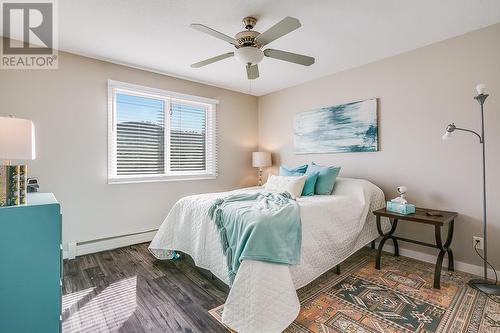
top-left (294, 98), bottom-right (378, 154)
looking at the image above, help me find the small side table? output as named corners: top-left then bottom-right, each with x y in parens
top-left (373, 207), bottom-right (458, 289)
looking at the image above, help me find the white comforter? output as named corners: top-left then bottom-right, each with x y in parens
top-left (149, 177), bottom-right (386, 332)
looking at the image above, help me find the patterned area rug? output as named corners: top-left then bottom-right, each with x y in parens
top-left (209, 249), bottom-right (500, 332)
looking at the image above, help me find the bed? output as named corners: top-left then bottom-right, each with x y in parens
top-left (149, 177), bottom-right (386, 332)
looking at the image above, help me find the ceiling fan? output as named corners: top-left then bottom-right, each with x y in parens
top-left (190, 16), bottom-right (315, 80)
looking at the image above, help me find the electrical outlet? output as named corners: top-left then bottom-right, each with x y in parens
top-left (473, 236), bottom-right (484, 250)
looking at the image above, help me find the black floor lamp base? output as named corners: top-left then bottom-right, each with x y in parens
top-left (468, 279), bottom-right (500, 296)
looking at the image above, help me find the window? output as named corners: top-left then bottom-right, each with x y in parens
top-left (108, 80), bottom-right (217, 183)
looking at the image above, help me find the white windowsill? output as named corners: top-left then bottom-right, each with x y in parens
top-left (108, 174), bottom-right (217, 185)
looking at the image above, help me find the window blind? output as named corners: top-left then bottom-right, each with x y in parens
top-left (108, 81), bottom-right (217, 183)
top-left (170, 101), bottom-right (206, 172)
top-left (168, 99), bottom-right (217, 177)
top-left (116, 93), bottom-right (165, 176)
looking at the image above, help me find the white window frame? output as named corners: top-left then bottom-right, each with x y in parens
top-left (107, 80), bottom-right (218, 184)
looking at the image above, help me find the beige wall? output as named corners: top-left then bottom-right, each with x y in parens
top-left (0, 47), bottom-right (258, 248)
top-left (258, 23), bottom-right (500, 269)
top-left (1, 23), bottom-right (499, 270)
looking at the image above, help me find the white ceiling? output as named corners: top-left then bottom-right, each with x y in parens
top-left (56, 0), bottom-right (500, 96)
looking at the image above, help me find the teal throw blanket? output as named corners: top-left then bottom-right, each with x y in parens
top-left (208, 192), bottom-right (301, 284)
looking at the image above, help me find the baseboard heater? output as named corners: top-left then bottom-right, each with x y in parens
top-left (65, 229), bottom-right (158, 259)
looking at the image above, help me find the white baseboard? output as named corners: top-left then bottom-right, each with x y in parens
top-left (63, 231), bottom-right (497, 280)
top-left (374, 241), bottom-right (497, 279)
top-left (63, 230), bottom-right (157, 259)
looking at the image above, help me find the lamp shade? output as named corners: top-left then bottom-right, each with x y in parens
top-left (0, 116), bottom-right (36, 160)
top-left (476, 83), bottom-right (486, 95)
top-left (235, 47), bottom-right (264, 65)
top-left (252, 152), bottom-right (271, 168)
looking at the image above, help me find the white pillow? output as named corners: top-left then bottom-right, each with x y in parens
top-left (264, 175), bottom-right (307, 199)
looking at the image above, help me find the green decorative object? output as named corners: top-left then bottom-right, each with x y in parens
top-left (19, 165), bottom-right (27, 204)
top-left (6, 165), bottom-right (20, 206)
top-left (0, 166), bottom-right (7, 206)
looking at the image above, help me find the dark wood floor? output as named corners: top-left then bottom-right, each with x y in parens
top-left (62, 243), bottom-right (230, 333)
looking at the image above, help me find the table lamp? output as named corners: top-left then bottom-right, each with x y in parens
top-left (252, 152), bottom-right (271, 186)
top-left (0, 116), bottom-right (36, 164)
top-left (0, 116), bottom-right (36, 206)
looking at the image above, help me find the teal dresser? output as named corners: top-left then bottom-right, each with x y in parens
top-left (0, 193), bottom-right (62, 333)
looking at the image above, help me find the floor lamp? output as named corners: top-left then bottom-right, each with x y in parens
top-left (442, 83), bottom-right (500, 296)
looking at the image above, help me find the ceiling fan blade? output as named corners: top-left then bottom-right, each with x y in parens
top-left (264, 49), bottom-right (315, 66)
top-left (246, 64), bottom-right (259, 80)
top-left (190, 24), bottom-right (238, 45)
top-left (191, 52), bottom-right (234, 68)
top-left (255, 16), bottom-right (301, 46)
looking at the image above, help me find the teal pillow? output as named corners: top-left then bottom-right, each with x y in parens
top-left (307, 163), bottom-right (341, 195)
top-left (279, 164), bottom-right (308, 176)
top-left (301, 171), bottom-right (319, 196)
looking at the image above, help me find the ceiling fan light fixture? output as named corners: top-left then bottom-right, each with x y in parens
top-left (190, 16), bottom-right (315, 79)
top-left (234, 46), bottom-right (264, 65)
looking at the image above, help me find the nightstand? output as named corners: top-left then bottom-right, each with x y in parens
top-left (373, 207), bottom-right (458, 289)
